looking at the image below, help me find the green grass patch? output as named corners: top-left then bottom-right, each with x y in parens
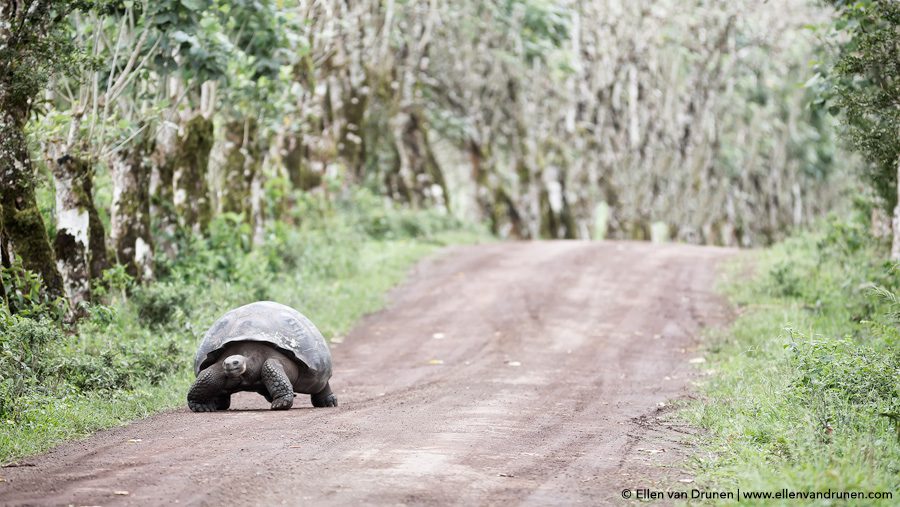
top-left (0, 190), bottom-right (487, 462)
top-left (684, 215), bottom-right (900, 503)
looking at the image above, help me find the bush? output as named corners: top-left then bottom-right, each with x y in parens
top-left (0, 316), bottom-right (63, 417)
top-left (687, 212), bottom-right (900, 491)
top-left (131, 283), bottom-right (192, 328)
top-left (1, 260), bottom-right (67, 321)
top-left (0, 197), bottom-right (480, 461)
top-left (790, 337), bottom-right (900, 429)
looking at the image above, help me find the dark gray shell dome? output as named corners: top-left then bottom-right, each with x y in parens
top-left (194, 301), bottom-right (332, 377)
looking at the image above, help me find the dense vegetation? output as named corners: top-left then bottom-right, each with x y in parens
top-left (1, 191), bottom-right (477, 461)
top-left (1, 0), bottom-right (853, 314)
top-left (822, 0), bottom-right (900, 224)
top-left (685, 0), bottom-right (900, 497)
top-left (687, 213), bottom-right (900, 494)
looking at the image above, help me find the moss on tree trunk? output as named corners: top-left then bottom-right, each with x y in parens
top-left (0, 117), bottom-right (64, 298)
top-left (283, 134), bottom-right (322, 191)
top-left (338, 85), bottom-right (368, 180)
top-left (467, 139), bottom-right (525, 237)
top-left (1, 0), bottom-right (78, 299)
top-left (392, 110), bottom-right (449, 210)
top-left (220, 118), bottom-right (261, 219)
top-left (173, 114), bottom-right (214, 233)
top-left (52, 154), bottom-right (108, 307)
top-left (150, 119), bottom-right (180, 256)
top-left (110, 140), bottom-right (154, 281)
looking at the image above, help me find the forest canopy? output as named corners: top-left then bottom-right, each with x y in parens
top-left (0, 0), bottom-right (881, 308)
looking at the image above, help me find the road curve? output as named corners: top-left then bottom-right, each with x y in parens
top-left (0, 241), bottom-right (734, 506)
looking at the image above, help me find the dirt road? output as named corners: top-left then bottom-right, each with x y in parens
top-left (1, 241), bottom-right (734, 506)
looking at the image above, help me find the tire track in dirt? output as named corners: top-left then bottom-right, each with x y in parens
top-left (0, 241), bottom-right (734, 506)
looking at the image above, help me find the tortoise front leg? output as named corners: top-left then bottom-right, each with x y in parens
top-left (188, 364), bottom-right (229, 412)
top-left (214, 394), bottom-right (231, 410)
top-left (262, 359), bottom-right (295, 410)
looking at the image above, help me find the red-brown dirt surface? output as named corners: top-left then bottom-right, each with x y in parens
top-left (0, 241), bottom-right (734, 506)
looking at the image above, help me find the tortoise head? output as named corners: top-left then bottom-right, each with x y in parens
top-left (223, 355), bottom-right (247, 378)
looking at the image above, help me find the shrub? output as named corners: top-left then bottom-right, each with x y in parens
top-left (790, 337), bottom-right (900, 426)
top-left (131, 283), bottom-right (192, 329)
top-left (1, 260), bottom-right (67, 321)
top-left (689, 212), bottom-right (900, 491)
top-left (0, 316), bottom-right (63, 417)
top-left (0, 199), bottom-right (477, 461)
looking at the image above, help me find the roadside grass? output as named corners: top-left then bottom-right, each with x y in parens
top-left (0, 191), bottom-right (486, 462)
top-left (684, 216), bottom-right (900, 502)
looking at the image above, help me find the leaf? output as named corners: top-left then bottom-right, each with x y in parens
top-left (171, 31), bottom-right (192, 44)
top-left (180, 0), bottom-right (205, 11)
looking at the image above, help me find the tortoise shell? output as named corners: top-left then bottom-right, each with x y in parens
top-left (193, 301), bottom-right (332, 381)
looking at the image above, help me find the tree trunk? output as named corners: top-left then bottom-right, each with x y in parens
top-left (892, 154), bottom-right (900, 261)
top-left (0, 117), bottom-right (64, 298)
top-left (338, 85), bottom-right (368, 180)
top-left (220, 118), bottom-right (260, 219)
top-left (539, 172), bottom-right (578, 240)
top-left (51, 154), bottom-right (107, 307)
top-left (283, 134), bottom-right (322, 191)
top-left (0, 1), bottom-right (75, 299)
top-left (86, 184), bottom-right (109, 280)
top-left (150, 116), bottom-right (180, 256)
top-left (110, 141), bottom-right (154, 281)
top-left (392, 109), bottom-right (449, 210)
top-left (250, 164), bottom-right (265, 246)
top-left (0, 244), bottom-right (6, 308)
top-left (173, 114), bottom-right (214, 234)
top-left (468, 140), bottom-right (502, 235)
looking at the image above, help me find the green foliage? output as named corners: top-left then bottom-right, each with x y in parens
top-left (131, 282), bottom-right (192, 328)
top-left (0, 317), bottom-right (62, 417)
top-left (91, 264), bottom-right (135, 299)
top-left (821, 0), bottom-right (900, 210)
top-left (0, 1), bottom-right (85, 118)
top-left (51, 339), bottom-right (182, 392)
top-left (146, 0), bottom-right (229, 81)
top-left (685, 214), bottom-right (900, 493)
top-left (790, 337), bottom-right (899, 430)
top-left (500, 0), bottom-right (570, 64)
top-left (0, 199), bottom-right (482, 462)
top-left (0, 260), bottom-right (67, 321)
top-left (340, 188), bottom-right (463, 241)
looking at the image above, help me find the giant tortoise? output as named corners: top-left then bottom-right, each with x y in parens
top-left (187, 301), bottom-right (337, 411)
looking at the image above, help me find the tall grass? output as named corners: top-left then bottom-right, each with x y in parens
top-left (0, 189), bottom-right (484, 462)
top-left (685, 214), bottom-right (900, 501)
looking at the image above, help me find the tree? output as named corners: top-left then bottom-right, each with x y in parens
top-left (0, 0), bottom-right (84, 298)
top-left (824, 0), bottom-right (900, 258)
